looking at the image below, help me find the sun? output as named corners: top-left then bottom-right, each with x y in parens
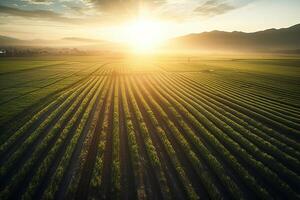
top-left (124, 17), bottom-right (165, 53)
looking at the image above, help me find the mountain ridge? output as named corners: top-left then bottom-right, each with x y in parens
top-left (1, 23), bottom-right (300, 53)
top-left (167, 24), bottom-right (300, 52)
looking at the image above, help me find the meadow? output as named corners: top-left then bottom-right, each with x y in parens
top-left (0, 55), bottom-right (299, 199)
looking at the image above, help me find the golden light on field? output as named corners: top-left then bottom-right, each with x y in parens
top-left (124, 17), bottom-right (166, 53)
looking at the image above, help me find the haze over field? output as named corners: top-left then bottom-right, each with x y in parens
top-left (0, 0), bottom-right (300, 53)
top-left (1, 24), bottom-right (300, 53)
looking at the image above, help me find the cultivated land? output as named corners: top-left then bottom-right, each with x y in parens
top-left (0, 55), bottom-right (299, 199)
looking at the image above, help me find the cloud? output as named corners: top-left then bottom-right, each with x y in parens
top-left (194, 0), bottom-right (253, 17)
top-left (83, 0), bottom-right (166, 15)
top-left (194, 0), bottom-right (235, 16)
top-left (0, 4), bottom-right (79, 23)
top-left (0, 0), bottom-right (256, 25)
top-left (61, 1), bottom-right (86, 14)
top-left (22, 0), bottom-right (53, 5)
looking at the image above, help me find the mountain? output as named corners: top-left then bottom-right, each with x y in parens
top-left (0, 35), bottom-right (26, 46)
top-left (62, 37), bottom-right (103, 43)
top-left (1, 24), bottom-right (300, 53)
top-left (0, 36), bottom-right (119, 50)
top-left (167, 24), bottom-right (300, 53)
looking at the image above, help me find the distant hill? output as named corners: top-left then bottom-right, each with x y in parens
top-left (166, 24), bottom-right (300, 53)
top-left (0, 36), bottom-right (120, 50)
top-left (1, 24), bottom-right (300, 53)
top-left (0, 35), bottom-right (26, 46)
top-left (62, 37), bottom-right (103, 43)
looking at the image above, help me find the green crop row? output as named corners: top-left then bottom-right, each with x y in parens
top-left (158, 74), bottom-right (300, 173)
top-left (120, 77), bottom-right (146, 199)
top-left (171, 74), bottom-right (300, 153)
top-left (0, 75), bottom-right (95, 159)
top-left (111, 77), bottom-right (121, 199)
top-left (129, 76), bottom-right (199, 200)
top-left (138, 75), bottom-right (248, 200)
top-left (89, 77), bottom-right (115, 198)
top-left (147, 74), bottom-right (298, 199)
top-left (179, 74), bottom-right (300, 140)
top-left (125, 76), bottom-right (171, 200)
top-left (40, 76), bottom-right (106, 199)
top-left (65, 73), bottom-right (112, 199)
top-left (0, 76), bottom-right (100, 200)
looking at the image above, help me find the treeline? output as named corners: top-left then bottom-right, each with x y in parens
top-left (0, 47), bottom-right (89, 57)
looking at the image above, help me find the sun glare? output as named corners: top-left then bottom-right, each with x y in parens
top-left (124, 17), bottom-right (165, 53)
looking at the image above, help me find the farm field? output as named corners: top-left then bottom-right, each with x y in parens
top-left (0, 57), bottom-right (110, 125)
top-left (0, 55), bottom-right (299, 199)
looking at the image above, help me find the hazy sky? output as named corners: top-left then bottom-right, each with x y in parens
top-left (0, 0), bottom-right (300, 42)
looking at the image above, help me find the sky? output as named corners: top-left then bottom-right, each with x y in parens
top-left (0, 0), bottom-right (300, 42)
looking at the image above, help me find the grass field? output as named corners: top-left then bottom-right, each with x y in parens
top-left (0, 55), bottom-right (299, 199)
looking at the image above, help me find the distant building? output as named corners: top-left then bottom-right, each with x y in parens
top-left (0, 49), bottom-right (6, 54)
